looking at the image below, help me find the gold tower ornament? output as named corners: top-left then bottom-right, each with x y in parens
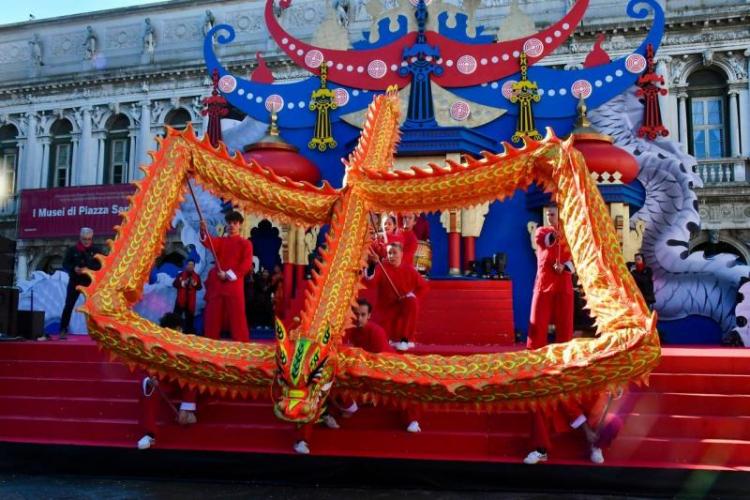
top-left (309, 63), bottom-right (338, 151)
top-left (510, 52), bottom-right (542, 143)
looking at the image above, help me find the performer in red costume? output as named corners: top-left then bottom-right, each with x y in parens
top-left (293, 298), bottom-right (421, 455)
top-left (172, 259), bottom-right (202, 334)
top-left (524, 206), bottom-right (579, 464)
top-left (367, 242), bottom-right (428, 351)
top-left (399, 212), bottom-right (419, 268)
top-left (371, 213), bottom-right (402, 261)
top-left (136, 313), bottom-right (198, 450)
top-left (200, 211), bottom-right (254, 342)
top-left (345, 298), bottom-right (394, 353)
top-left (526, 205), bottom-right (574, 349)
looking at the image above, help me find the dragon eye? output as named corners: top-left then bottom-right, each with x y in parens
top-left (307, 357), bottom-right (328, 385)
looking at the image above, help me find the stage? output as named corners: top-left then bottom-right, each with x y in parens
top-left (1, 335), bottom-right (748, 473)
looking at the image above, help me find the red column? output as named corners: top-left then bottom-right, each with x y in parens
top-left (282, 263), bottom-right (294, 312)
top-left (294, 264), bottom-right (305, 297)
top-left (448, 232), bottom-right (461, 276)
top-left (462, 236), bottom-right (476, 272)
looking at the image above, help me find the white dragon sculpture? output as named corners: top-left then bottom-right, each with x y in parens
top-left (590, 87), bottom-right (750, 343)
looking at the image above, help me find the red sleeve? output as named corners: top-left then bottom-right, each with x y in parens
top-left (535, 226), bottom-right (556, 249)
top-left (368, 323), bottom-right (395, 353)
top-left (194, 274), bottom-right (202, 291)
top-left (401, 230), bottom-right (418, 262)
top-left (368, 264), bottom-right (382, 289)
top-left (411, 267), bottom-right (429, 297)
top-left (235, 240), bottom-right (254, 277)
top-left (202, 233), bottom-right (224, 255)
top-left (343, 327), bottom-right (354, 346)
top-left (173, 273), bottom-right (182, 289)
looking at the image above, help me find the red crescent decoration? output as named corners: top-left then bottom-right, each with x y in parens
top-left (265, 0), bottom-right (589, 90)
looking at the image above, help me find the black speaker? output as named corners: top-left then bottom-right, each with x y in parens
top-left (17, 310), bottom-right (45, 340)
top-left (0, 286), bottom-right (18, 337)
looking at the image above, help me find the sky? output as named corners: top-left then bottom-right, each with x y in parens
top-left (0, 0), bottom-right (163, 25)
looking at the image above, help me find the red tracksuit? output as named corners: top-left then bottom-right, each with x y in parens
top-left (527, 225), bottom-right (574, 349)
top-left (139, 377), bottom-right (197, 438)
top-left (344, 322), bottom-right (393, 353)
top-left (202, 233), bottom-right (253, 342)
top-left (369, 261), bottom-right (428, 342)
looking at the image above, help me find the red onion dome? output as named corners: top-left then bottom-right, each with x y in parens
top-left (242, 112), bottom-right (321, 185)
top-left (570, 96), bottom-right (639, 184)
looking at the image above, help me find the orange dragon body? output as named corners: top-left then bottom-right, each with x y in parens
top-left (81, 88), bottom-right (659, 424)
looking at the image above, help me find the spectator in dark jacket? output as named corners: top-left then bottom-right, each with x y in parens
top-left (54, 227), bottom-right (103, 340)
top-left (629, 253), bottom-right (655, 311)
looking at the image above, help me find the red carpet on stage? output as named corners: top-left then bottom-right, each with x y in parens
top-left (2, 335), bottom-right (750, 471)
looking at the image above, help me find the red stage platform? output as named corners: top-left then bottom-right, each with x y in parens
top-left (358, 278), bottom-right (515, 346)
top-left (1, 336), bottom-right (749, 472)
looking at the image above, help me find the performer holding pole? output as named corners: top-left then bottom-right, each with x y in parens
top-left (189, 180), bottom-right (254, 342)
top-left (366, 241), bottom-right (428, 351)
top-left (523, 204), bottom-right (577, 465)
top-left (527, 205), bottom-right (574, 349)
top-left (366, 212), bottom-right (403, 300)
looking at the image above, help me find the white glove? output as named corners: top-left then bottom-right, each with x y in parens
top-left (225, 269), bottom-right (237, 282)
top-left (405, 292), bottom-right (416, 299)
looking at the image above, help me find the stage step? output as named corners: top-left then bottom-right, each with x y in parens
top-left (1, 339), bottom-right (750, 469)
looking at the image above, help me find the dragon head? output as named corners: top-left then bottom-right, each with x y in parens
top-left (272, 318), bottom-right (336, 424)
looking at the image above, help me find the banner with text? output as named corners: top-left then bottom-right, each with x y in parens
top-left (18, 184), bottom-right (136, 239)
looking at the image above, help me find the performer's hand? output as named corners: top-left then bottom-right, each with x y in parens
top-left (553, 262), bottom-right (564, 274)
top-left (218, 270), bottom-right (227, 281)
top-left (405, 292), bottom-right (416, 299)
top-left (181, 280), bottom-right (187, 287)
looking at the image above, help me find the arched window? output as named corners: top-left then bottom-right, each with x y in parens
top-left (691, 240), bottom-right (748, 265)
top-left (104, 114), bottom-right (130, 184)
top-left (0, 125), bottom-right (19, 200)
top-left (49, 119), bottom-right (73, 187)
top-left (164, 108), bottom-right (192, 131)
top-left (687, 69), bottom-right (728, 160)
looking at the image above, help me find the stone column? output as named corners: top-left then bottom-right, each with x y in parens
top-left (137, 100), bottom-right (152, 180)
top-left (728, 89), bottom-right (741, 158)
top-left (739, 88), bottom-right (750, 157)
top-left (21, 113), bottom-right (39, 190)
top-left (15, 248), bottom-right (28, 284)
top-left (677, 91), bottom-right (689, 153)
top-left (40, 138), bottom-right (51, 187)
top-left (78, 107), bottom-right (94, 185)
top-left (70, 138), bottom-right (79, 186)
top-left (656, 56), bottom-right (677, 138)
top-left (128, 130), bottom-right (138, 182)
top-left (95, 132), bottom-right (106, 184)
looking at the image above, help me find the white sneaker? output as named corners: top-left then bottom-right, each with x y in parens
top-left (322, 414), bottom-right (340, 429)
top-left (523, 450), bottom-right (548, 464)
top-left (590, 446), bottom-right (604, 464)
top-left (341, 402), bottom-right (358, 418)
top-left (395, 341), bottom-right (410, 352)
top-left (137, 435), bottom-right (155, 450)
top-left (406, 420), bottom-right (421, 433)
top-left (293, 440), bottom-right (310, 454)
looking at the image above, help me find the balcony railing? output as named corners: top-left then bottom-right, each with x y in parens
top-left (697, 159), bottom-right (748, 186)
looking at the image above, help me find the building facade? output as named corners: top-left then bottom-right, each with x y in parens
top-left (0, 0), bottom-right (748, 280)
